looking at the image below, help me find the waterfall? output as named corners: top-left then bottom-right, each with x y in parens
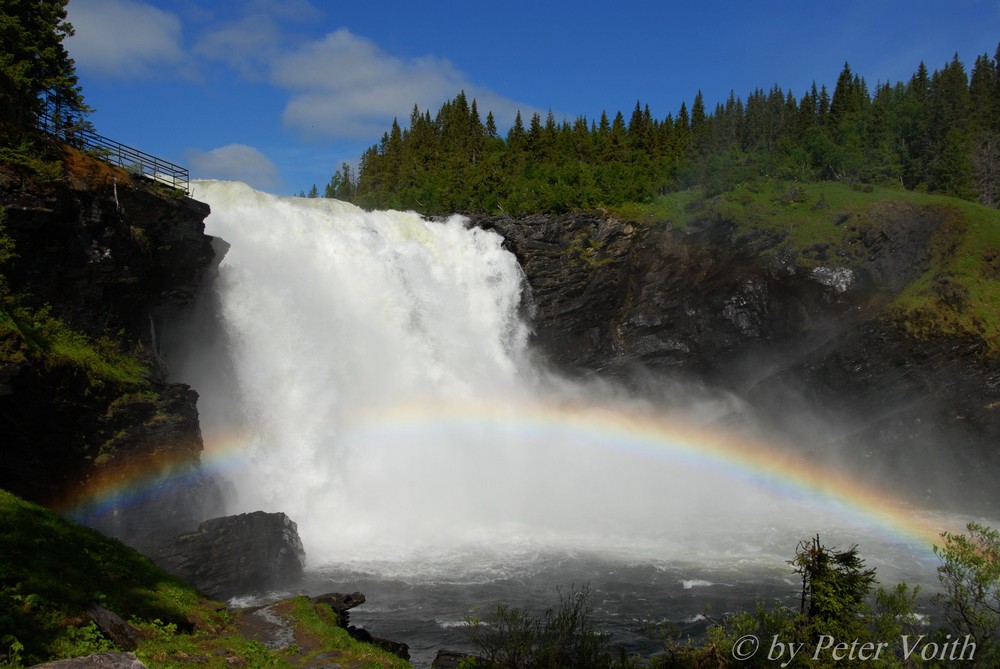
top-left (173, 180), bottom-right (943, 576)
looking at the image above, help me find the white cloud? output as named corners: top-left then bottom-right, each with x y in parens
top-left (269, 28), bottom-right (532, 140)
top-left (192, 13), bottom-right (284, 79)
top-left (190, 0), bottom-right (324, 79)
top-left (66, 0), bottom-right (185, 79)
top-left (186, 144), bottom-right (282, 191)
top-left (68, 1), bottom-right (535, 147)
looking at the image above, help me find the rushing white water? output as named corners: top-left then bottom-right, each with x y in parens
top-left (173, 181), bottom-right (949, 580)
top-left (169, 181), bottom-right (986, 665)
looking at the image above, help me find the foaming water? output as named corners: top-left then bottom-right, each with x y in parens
top-left (171, 181), bottom-right (970, 662)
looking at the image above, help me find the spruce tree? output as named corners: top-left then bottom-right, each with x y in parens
top-left (0, 0), bottom-right (86, 126)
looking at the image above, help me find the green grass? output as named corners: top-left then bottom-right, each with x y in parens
top-left (287, 596), bottom-right (411, 668)
top-left (890, 199), bottom-right (1000, 353)
top-left (0, 490), bottom-right (414, 668)
top-left (0, 489), bottom-right (219, 666)
top-left (0, 302), bottom-right (149, 390)
top-left (617, 179), bottom-right (1000, 356)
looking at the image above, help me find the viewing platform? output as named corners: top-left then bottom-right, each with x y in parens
top-left (37, 97), bottom-right (190, 194)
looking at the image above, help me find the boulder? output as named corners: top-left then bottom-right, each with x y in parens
top-left (85, 604), bottom-right (140, 651)
top-left (154, 511), bottom-right (305, 599)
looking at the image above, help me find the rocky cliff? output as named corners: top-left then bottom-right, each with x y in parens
top-left (474, 203), bottom-right (1000, 515)
top-left (0, 144), bottom-right (224, 553)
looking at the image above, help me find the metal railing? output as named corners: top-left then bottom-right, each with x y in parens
top-left (37, 96), bottom-right (190, 194)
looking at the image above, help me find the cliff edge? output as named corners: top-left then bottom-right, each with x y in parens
top-left (0, 140), bottom-right (224, 553)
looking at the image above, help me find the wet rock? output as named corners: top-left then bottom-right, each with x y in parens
top-left (432, 649), bottom-right (485, 668)
top-left (311, 592), bottom-right (409, 660)
top-left (312, 591), bottom-right (366, 627)
top-left (154, 511), bottom-right (305, 599)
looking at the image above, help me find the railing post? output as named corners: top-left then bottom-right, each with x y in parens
top-left (35, 90), bottom-right (190, 196)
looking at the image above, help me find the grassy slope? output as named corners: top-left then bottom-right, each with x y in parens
top-left (615, 180), bottom-right (1000, 356)
top-left (0, 489), bottom-right (410, 668)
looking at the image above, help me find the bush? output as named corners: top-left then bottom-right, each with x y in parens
top-left (705, 536), bottom-right (919, 668)
top-left (934, 522), bottom-right (1000, 664)
top-left (465, 583), bottom-right (630, 669)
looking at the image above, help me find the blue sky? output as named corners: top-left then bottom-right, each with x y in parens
top-left (65, 0), bottom-right (1000, 196)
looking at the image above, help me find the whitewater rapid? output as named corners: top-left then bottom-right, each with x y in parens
top-left (172, 180), bottom-right (948, 581)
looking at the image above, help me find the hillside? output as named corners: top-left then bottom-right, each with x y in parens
top-left (0, 488), bottom-right (410, 668)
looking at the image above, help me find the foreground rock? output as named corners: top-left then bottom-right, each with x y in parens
top-left (85, 604), bottom-right (140, 651)
top-left (28, 653), bottom-right (146, 669)
top-left (154, 511), bottom-right (305, 599)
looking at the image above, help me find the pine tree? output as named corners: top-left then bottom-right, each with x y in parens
top-left (792, 535), bottom-right (877, 641)
top-left (0, 0), bottom-right (87, 127)
top-left (485, 111), bottom-right (498, 139)
top-left (507, 111), bottom-right (526, 148)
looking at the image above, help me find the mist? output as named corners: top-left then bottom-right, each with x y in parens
top-left (165, 181), bottom-right (960, 582)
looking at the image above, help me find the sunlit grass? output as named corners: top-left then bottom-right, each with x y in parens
top-left (617, 179), bottom-right (1000, 356)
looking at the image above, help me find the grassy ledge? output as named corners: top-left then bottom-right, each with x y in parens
top-left (0, 489), bottom-right (411, 668)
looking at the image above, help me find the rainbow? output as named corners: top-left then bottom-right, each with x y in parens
top-left (59, 433), bottom-right (251, 524)
top-left (62, 397), bottom-right (963, 553)
top-left (342, 397), bottom-right (962, 551)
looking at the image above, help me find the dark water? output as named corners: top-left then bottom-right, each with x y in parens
top-left (299, 540), bottom-right (942, 668)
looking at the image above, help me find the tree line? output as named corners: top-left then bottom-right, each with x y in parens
top-left (317, 46), bottom-right (1000, 215)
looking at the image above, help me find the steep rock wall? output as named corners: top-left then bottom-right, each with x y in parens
top-left (0, 153), bottom-right (224, 552)
top-left (474, 209), bottom-right (1000, 514)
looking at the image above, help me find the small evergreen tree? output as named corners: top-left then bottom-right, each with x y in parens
top-left (705, 536), bottom-right (916, 669)
top-left (791, 535), bottom-right (877, 642)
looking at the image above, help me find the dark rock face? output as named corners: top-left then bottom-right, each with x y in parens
top-left (476, 213), bottom-right (637, 372)
top-left (0, 161), bottom-right (226, 551)
top-left (67, 383), bottom-right (226, 555)
top-left (154, 511), bottom-right (305, 600)
top-left (1, 172), bottom-right (216, 340)
top-left (472, 208), bottom-right (1000, 514)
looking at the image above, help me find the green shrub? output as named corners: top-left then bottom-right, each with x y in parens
top-left (934, 522), bottom-right (1000, 665)
top-left (465, 583), bottom-right (628, 669)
